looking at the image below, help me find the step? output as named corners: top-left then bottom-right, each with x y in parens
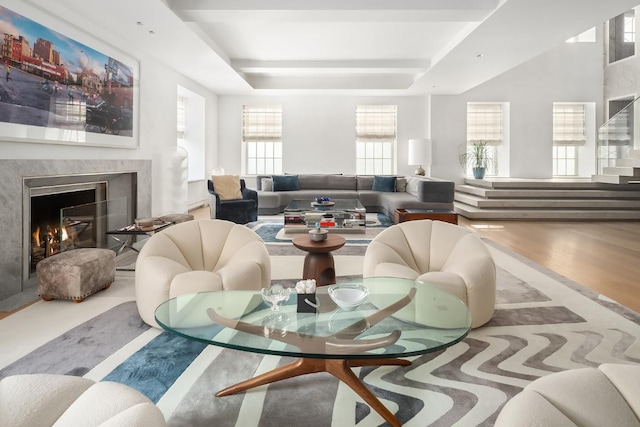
top-left (454, 192), bottom-right (640, 209)
top-left (616, 158), bottom-right (640, 167)
top-left (455, 184), bottom-right (640, 199)
top-left (592, 174), bottom-right (638, 184)
top-left (602, 166), bottom-right (640, 177)
top-left (454, 202), bottom-right (640, 220)
top-left (463, 178), bottom-right (613, 189)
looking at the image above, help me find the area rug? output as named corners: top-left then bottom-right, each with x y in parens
top-left (2, 241), bottom-right (640, 426)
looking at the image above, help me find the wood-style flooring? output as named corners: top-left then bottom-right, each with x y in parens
top-left (3, 207), bottom-right (639, 318)
top-left (457, 217), bottom-right (640, 313)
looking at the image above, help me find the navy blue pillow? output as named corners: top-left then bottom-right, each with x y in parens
top-left (272, 175), bottom-right (300, 191)
top-left (372, 176), bottom-right (396, 192)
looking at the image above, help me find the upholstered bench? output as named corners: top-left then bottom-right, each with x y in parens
top-left (0, 374), bottom-right (166, 426)
top-left (36, 248), bottom-right (116, 302)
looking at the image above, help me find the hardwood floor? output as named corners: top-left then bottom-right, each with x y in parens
top-left (457, 217), bottom-right (640, 313)
top-left (3, 206), bottom-right (639, 319)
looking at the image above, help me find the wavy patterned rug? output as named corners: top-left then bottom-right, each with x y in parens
top-left (2, 240), bottom-right (640, 426)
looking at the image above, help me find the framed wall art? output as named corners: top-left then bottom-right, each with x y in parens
top-left (0, 2), bottom-right (139, 148)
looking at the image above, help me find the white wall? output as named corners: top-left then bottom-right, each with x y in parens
top-left (432, 28), bottom-right (605, 182)
top-left (0, 1), bottom-right (218, 216)
top-left (217, 95), bottom-right (430, 186)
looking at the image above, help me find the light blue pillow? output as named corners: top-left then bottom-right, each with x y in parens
top-left (272, 175), bottom-right (300, 191)
top-left (372, 176), bottom-right (396, 192)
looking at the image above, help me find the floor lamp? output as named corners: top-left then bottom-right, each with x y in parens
top-left (408, 139), bottom-right (432, 176)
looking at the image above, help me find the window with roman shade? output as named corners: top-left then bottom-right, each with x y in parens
top-left (243, 105), bottom-right (283, 175)
top-left (467, 103), bottom-right (503, 145)
top-left (553, 103), bottom-right (586, 146)
top-left (355, 105), bottom-right (397, 175)
top-left (553, 103), bottom-right (586, 176)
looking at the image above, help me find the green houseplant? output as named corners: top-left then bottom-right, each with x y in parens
top-left (459, 141), bottom-right (493, 179)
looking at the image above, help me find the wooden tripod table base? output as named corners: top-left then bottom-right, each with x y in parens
top-left (216, 357), bottom-right (411, 427)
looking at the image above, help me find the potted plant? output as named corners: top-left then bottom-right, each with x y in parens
top-left (459, 141), bottom-right (493, 179)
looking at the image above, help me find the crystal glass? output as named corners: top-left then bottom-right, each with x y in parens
top-left (261, 284), bottom-right (291, 311)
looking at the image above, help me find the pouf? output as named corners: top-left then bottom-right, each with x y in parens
top-left (36, 248), bottom-right (116, 303)
top-left (0, 374), bottom-right (166, 426)
top-left (495, 363), bottom-right (640, 427)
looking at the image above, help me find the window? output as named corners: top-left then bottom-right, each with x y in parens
top-left (466, 103), bottom-right (502, 176)
top-left (553, 146), bottom-right (577, 176)
top-left (609, 10), bottom-right (635, 63)
top-left (243, 105), bottom-right (282, 175)
top-left (625, 13), bottom-right (636, 42)
top-left (355, 105), bottom-right (397, 175)
top-left (566, 27), bottom-right (596, 43)
top-left (177, 96), bottom-right (185, 140)
top-left (553, 103), bottom-right (585, 176)
top-left (177, 86), bottom-right (205, 181)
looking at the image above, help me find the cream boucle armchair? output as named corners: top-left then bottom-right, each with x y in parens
top-left (495, 364), bottom-right (640, 426)
top-left (0, 374), bottom-right (166, 426)
top-left (363, 219), bottom-right (496, 328)
top-left (135, 219), bottom-right (271, 328)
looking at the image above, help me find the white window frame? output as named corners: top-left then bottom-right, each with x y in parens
top-left (553, 145), bottom-right (578, 176)
top-left (243, 105), bottom-right (283, 175)
top-left (355, 105), bottom-right (397, 175)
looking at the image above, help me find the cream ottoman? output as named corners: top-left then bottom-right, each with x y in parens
top-left (0, 374), bottom-right (166, 426)
top-left (36, 248), bottom-right (116, 303)
top-left (495, 363), bottom-right (640, 426)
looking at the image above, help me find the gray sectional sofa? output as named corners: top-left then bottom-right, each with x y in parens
top-left (255, 174), bottom-right (455, 218)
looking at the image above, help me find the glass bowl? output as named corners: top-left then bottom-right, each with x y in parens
top-left (261, 284), bottom-right (291, 311)
top-left (328, 283), bottom-right (369, 311)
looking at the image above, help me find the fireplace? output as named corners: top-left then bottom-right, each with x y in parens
top-left (29, 182), bottom-right (105, 275)
top-left (23, 172), bottom-right (138, 282)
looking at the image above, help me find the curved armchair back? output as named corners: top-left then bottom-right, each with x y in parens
top-left (135, 219), bottom-right (270, 327)
top-left (363, 220), bottom-right (496, 328)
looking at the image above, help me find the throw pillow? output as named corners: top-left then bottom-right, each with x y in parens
top-left (372, 176), bottom-right (396, 192)
top-left (396, 177), bottom-right (407, 192)
top-left (261, 177), bottom-right (273, 192)
top-left (272, 175), bottom-right (300, 191)
top-left (211, 175), bottom-right (242, 200)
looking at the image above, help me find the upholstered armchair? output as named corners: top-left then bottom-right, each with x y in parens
top-left (0, 374), bottom-right (166, 426)
top-left (363, 219), bottom-right (496, 328)
top-left (135, 219), bottom-right (271, 328)
top-left (207, 176), bottom-right (258, 224)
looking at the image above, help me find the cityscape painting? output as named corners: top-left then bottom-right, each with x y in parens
top-left (0, 4), bottom-right (136, 146)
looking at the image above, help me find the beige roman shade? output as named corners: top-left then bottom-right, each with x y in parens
top-left (242, 105), bottom-right (282, 142)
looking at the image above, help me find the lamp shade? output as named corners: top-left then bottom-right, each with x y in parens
top-left (408, 139), bottom-right (432, 165)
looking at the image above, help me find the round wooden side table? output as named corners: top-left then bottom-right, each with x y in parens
top-left (292, 234), bottom-right (346, 286)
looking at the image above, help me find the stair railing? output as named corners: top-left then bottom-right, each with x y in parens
top-left (597, 97), bottom-right (637, 174)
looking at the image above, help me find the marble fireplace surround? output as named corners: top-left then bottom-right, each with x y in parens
top-left (0, 159), bottom-right (152, 303)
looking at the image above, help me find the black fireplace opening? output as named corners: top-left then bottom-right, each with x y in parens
top-left (30, 189), bottom-right (97, 273)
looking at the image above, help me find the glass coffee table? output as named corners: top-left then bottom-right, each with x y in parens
top-left (283, 199), bottom-right (366, 233)
top-left (155, 277), bottom-right (471, 427)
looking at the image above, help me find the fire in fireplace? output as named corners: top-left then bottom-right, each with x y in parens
top-left (29, 188), bottom-right (100, 274)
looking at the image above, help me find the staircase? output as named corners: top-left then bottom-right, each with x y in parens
top-left (455, 178), bottom-right (640, 220)
top-left (592, 149), bottom-right (640, 184)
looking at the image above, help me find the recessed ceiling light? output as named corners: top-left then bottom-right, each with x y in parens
top-left (149, 30), bottom-right (156, 35)
top-left (476, 54), bottom-right (484, 58)
top-left (136, 21), bottom-right (143, 26)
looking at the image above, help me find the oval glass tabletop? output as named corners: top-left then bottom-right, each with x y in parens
top-left (155, 277), bottom-right (471, 360)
